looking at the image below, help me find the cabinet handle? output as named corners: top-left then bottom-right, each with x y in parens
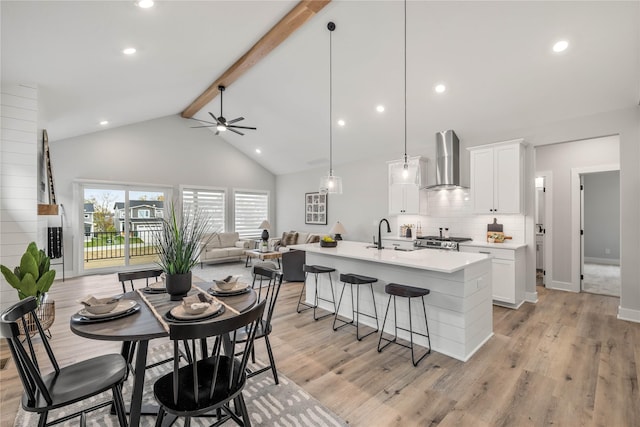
top-left (479, 251), bottom-right (491, 254)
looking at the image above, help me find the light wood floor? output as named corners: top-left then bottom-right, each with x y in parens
top-left (2, 273), bottom-right (639, 426)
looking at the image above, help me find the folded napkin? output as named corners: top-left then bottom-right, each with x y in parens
top-left (79, 295), bottom-right (120, 307)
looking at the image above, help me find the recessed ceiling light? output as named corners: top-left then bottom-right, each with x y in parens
top-left (435, 84), bottom-right (446, 93)
top-left (99, 120), bottom-right (109, 126)
top-left (376, 105), bottom-right (385, 113)
top-left (337, 119), bottom-right (345, 127)
top-left (123, 47), bottom-right (137, 55)
top-left (255, 148), bottom-right (262, 154)
top-left (137, 0), bottom-right (154, 8)
top-left (553, 40), bottom-right (569, 53)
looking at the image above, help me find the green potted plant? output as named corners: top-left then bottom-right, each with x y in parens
top-left (1, 242), bottom-right (56, 303)
top-left (1, 242), bottom-right (57, 334)
top-left (156, 201), bottom-right (213, 300)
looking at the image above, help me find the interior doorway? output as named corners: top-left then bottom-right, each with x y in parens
top-left (580, 170), bottom-right (621, 296)
top-left (534, 173), bottom-right (552, 287)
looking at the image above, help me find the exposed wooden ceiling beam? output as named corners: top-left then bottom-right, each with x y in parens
top-left (181, 0), bottom-right (331, 118)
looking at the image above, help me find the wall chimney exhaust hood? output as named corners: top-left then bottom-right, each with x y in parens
top-left (424, 130), bottom-right (467, 190)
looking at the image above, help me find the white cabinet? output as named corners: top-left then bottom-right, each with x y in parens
top-left (459, 244), bottom-right (526, 308)
top-left (468, 140), bottom-right (525, 214)
top-left (388, 157), bottom-right (427, 215)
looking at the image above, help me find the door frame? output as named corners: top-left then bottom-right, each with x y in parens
top-left (570, 164), bottom-right (619, 293)
top-left (536, 170), bottom-right (552, 288)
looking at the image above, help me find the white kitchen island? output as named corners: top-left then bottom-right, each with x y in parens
top-left (290, 241), bottom-right (493, 362)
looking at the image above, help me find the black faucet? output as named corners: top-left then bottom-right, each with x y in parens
top-left (378, 218), bottom-right (391, 250)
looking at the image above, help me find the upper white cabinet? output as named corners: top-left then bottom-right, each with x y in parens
top-left (468, 140), bottom-right (525, 214)
top-left (388, 156), bottom-right (427, 215)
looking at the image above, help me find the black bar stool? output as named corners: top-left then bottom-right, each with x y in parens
top-left (333, 273), bottom-right (379, 340)
top-left (297, 264), bottom-right (336, 320)
top-left (377, 283), bottom-right (431, 366)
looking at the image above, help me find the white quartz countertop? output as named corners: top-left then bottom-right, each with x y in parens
top-left (460, 240), bottom-right (528, 250)
top-left (290, 241), bottom-right (491, 274)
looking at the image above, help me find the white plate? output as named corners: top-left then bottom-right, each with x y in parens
top-left (78, 299), bottom-right (138, 319)
top-left (148, 281), bottom-right (166, 290)
top-left (169, 301), bottom-right (223, 320)
top-left (211, 282), bottom-right (249, 294)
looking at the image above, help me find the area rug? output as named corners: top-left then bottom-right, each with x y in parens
top-left (14, 342), bottom-right (346, 427)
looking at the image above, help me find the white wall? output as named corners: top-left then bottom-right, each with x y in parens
top-left (584, 170), bottom-right (620, 263)
top-left (49, 114), bottom-right (276, 277)
top-left (536, 136), bottom-right (620, 285)
top-left (0, 83), bottom-right (39, 310)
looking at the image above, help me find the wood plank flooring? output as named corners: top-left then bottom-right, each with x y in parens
top-left (1, 273), bottom-right (639, 426)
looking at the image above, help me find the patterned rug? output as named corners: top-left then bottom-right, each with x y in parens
top-left (14, 342), bottom-right (346, 426)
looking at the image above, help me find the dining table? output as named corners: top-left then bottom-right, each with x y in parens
top-left (70, 282), bottom-right (258, 427)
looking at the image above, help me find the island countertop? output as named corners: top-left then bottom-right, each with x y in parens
top-left (290, 240), bottom-right (490, 274)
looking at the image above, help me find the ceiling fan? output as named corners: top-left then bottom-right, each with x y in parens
top-left (190, 85), bottom-right (257, 136)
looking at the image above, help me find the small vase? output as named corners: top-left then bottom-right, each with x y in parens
top-left (165, 272), bottom-right (192, 301)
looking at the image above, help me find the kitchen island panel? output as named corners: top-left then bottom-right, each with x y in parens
top-left (302, 248), bottom-right (493, 361)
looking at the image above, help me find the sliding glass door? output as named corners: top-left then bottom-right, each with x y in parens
top-left (82, 184), bottom-right (168, 272)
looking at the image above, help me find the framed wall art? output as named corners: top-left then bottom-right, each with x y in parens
top-left (305, 192), bottom-right (327, 225)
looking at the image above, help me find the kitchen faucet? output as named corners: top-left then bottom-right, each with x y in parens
top-left (378, 218), bottom-right (391, 250)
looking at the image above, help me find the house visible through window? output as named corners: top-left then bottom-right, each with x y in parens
top-left (182, 187), bottom-right (226, 232)
top-left (234, 190), bottom-right (269, 239)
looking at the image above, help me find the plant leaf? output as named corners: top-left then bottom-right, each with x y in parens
top-left (37, 270), bottom-right (56, 294)
top-left (19, 273), bottom-right (38, 298)
top-left (0, 265), bottom-right (21, 289)
top-left (20, 252), bottom-right (39, 281)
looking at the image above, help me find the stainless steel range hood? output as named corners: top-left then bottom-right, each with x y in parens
top-left (424, 130), bottom-right (467, 190)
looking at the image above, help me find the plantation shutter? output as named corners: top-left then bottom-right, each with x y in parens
top-left (234, 191), bottom-right (269, 239)
top-left (182, 188), bottom-right (225, 232)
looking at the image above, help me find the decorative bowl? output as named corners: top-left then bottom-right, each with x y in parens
top-left (85, 297), bottom-right (119, 315)
top-left (320, 241), bottom-right (337, 248)
top-left (215, 275), bottom-right (241, 290)
top-left (182, 301), bottom-right (210, 315)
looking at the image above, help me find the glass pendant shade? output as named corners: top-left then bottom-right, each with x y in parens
top-left (389, 160), bottom-right (420, 185)
top-left (320, 173), bottom-right (343, 195)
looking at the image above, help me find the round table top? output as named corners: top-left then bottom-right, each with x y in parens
top-left (70, 285), bottom-right (257, 342)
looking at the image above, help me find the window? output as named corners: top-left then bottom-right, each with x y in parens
top-left (182, 188), bottom-right (226, 232)
top-left (138, 209), bottom-right (150, 218)
top-left (234, 190), bottom-right (269, 239)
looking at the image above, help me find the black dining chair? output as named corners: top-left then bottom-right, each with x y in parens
top-left (1, 297), bottom-right (129, 427)
top-left (116, 269), bottom-right (178, 380)
top-left (118, 269), bottom-right (163, 293)
top-left (153, 299), bottom-right (267, 427)
top-left (240, 265), bottom-right (283, 384)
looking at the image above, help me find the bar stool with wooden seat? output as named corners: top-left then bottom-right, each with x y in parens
top-left (333, 273), bottom-right (379, 340)
top-left (297, 264), bottom-right (337, 320)
top-left (377, 282), bottom-right (431, 366)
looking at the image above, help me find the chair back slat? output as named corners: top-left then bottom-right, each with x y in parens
top-left (251, 266), bottom-right (283, 331)
top-left (0, 297), bottom-right (59, 406)
top-left (118, 268), bottom-right (163, 292)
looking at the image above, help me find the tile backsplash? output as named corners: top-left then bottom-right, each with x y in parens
top-left (397, 189), bottom-right (526, 243)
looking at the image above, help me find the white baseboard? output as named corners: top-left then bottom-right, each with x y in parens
top-left (584, 257), bottom-right (620, 266)
top-left (548, 280), bottom-right (578, 293)
top-left (525, 291), bottom-right (538, 303)
top-left (617, 306), bottom-right (640, 323)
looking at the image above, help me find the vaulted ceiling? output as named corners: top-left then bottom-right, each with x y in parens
top-left (2, 1), bottom-right (638, 175)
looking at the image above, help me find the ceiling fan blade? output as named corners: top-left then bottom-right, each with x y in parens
top-left (191, 125), bottom-right (216, 128)
top-left (208, 112), bottom-right (223, 125)
top-left (227, 117), bottom-right (245, 124)
top-left (227, 128), bottom-right (244, 136)
top-left (189, 117), bottom-right (217, 125)
top-left (215, 130), bottom-right (220, 136)
top-left (228, 125), bottom-right (257, 130)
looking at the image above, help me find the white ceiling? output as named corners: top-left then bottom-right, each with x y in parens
top-left (2, 1), bottom-right (639, 175)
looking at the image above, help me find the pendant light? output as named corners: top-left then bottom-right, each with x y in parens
top-left (320, 21), bottom-right (343, 195)
top-left (392, 0), bottom-right (419, 186)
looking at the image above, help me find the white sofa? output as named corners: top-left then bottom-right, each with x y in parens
top-left (272, 230), bottom-right (322, 252)
top-left (199, 232), bottom-right (250, 266)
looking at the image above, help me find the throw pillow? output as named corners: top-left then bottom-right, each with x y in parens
top-left (306, 234), bottom-right (320, 244)
top-left (282, 232), bottom-right (298, 247)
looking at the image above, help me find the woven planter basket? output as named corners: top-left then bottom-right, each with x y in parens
top-left (18, 298), bottom-right (55, 336)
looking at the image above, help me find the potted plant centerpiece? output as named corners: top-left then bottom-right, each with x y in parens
top-left (156, 201), bottom-right (212, 300)
top-left (1, 242), bottom-right (57, 333)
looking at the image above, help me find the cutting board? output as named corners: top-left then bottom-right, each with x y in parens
top-left (488, 218), bottom-right (503, 233)
top-left (487, 219), bottom-right (511, 242)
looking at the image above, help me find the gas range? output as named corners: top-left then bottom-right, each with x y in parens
top-left (415, 236), bottom-right (472, 251)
